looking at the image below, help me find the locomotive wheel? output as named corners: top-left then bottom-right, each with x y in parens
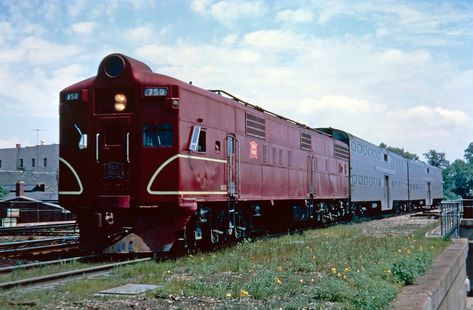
top-left (211, 229), bottom-right (222, 244)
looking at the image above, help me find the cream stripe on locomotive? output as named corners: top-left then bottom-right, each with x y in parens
top-left (58, 157), bottom-right (84, 195)
top-left (147, 154), bottom-right (228, 195)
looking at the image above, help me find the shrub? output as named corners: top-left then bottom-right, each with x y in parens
top-left (391, 251), bottom-right (431, 285)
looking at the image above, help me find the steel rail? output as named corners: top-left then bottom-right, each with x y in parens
top-left (0, 236), bottom-right (78, 249)
top-left (0, 257), bottom-right (152, 290)
top-left (0, 223), bottom-right (77, 235)
top-left (0, 254), bottom-right (102, 274)
top-left (0, 242), bottom-right (79, 257)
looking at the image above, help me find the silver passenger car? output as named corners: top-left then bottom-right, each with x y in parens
top-left (318, 128), bottom-right (443, 212)
top-left (408, 160), bottom-right (443, 207)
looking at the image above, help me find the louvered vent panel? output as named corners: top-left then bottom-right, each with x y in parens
top-left (334, 144), bottom-right (350, 160)
top-left (301, 132), bottom-right (312, 150)
top-left (246, 113), bottom-right (265, 139)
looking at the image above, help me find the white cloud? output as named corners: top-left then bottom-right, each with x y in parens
top-left (71, 22), bottom-right (95, 34)
top-left (191, 0), bottom-right (213, 13)
top-left (190, 0), bottom-right (267, 25)
top-left (434, 107), bottom-right (469, 124)
top-left (276, 9), bottom-right (314, 23)
top-left (393, 106), bottom-right (469, 126)
top-left (124, 26), bottom-right (155, 44)
top-left (242, 29), bottom-right (306, 49)
top-left (0, 37), bottom-right (80, 65)
top-left (297, 95), bottom-right (383, 115)
top-left (222, 33), bottom-right (238, 45)
top-left (375, 49), bottom-right (431, 64)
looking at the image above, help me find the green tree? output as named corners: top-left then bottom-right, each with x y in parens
top-left (379, 143), bottom-right (419, 160)
top-left (442, 159), bottom-right (473, 199)
top-left (423, 149), bottom-right (450, 169)
top-left (465, 142), bottom-right (473, 164)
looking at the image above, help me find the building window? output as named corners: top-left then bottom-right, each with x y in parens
top-left (384, 154), bottom-right (388, 162)
top-left (19, 158), bottom-right (23, 168)
top-left (44, 158), bottom-right (47, 167)
top-left (32, 158), bottom-right (35, 167)
top-left (0, 159), bottom-right (2, 168)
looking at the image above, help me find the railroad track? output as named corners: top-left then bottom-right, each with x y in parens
top-left (0, 222), bottom-right (78, 236)
top-left (0, 257), bottom-right (152, 290)
top-left (0, 236), bottom-right (79, 258)
top-left (0, 254), bottom-right (100, 274)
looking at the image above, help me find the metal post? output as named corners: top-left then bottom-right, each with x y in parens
top-left (440, 200), bottom-right (462, 239)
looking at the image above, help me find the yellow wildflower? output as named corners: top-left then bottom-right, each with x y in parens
top-left (240, 290), bottom-right (249, 297)
top-left (277, 266), bottom-right (283, 272)
top-left (343, 275), bottom-right (347, 279)
top-left (299, 279), bottom-right (304, 284)
top-left (337, 272), bottom-right (342, 278)
top-left (344, 267), bottom-right (351, 273)
top-left (226, 293), bottom-right (232, 298)
top-left (331, 267), bottom-right (337, 274)
top-left (275, 277), bottom-right (282, 285)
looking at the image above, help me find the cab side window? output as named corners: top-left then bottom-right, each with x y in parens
top-left (143, 124), bottom-right (173, 147)
top-left (189, 126), bottom-right (207, 152)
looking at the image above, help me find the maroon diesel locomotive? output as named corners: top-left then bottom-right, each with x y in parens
top-left (59, 54), bottom-right (350, 253)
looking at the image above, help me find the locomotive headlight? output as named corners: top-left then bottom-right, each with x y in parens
top-left (114, 93), bottom-right (127, 112)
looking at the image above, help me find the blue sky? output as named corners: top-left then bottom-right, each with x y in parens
top-left (0, 0), bottom-right (472, 161)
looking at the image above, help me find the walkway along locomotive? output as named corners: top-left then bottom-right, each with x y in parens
top-left (59, 54), bottom-right (443, 253)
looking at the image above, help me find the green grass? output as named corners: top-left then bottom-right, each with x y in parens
top-left (0, 221), bottom-right (449, 309)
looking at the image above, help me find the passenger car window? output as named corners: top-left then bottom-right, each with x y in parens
top-left (143, 124), bottom-right (173, 147)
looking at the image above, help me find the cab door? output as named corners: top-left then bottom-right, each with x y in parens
top-left (226, 135), bottom-right (239, 197)
top-left (307, 154), bottom-right (315, 195)
top-left (95, 116), bottom-right (131, 194)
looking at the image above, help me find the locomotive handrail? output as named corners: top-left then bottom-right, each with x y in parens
top-left (208, 89), bottom-right (326, 136)
top-left (126, 132), bottom-right (130, 163)
top-left (96, 133), bottom-right (100, 163)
